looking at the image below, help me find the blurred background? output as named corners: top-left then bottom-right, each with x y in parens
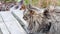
top-left (0, 0), bottom-right (60, 11)
top-left (4, 0), bottom-right (60, 6)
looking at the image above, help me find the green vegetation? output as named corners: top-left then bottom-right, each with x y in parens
top-left (24, 0), bottom-right (60, 8)
top-left (1, 0), bottom-right (60, 8)
top-left (57, 0), bottom-right (60, 6)
top-left (3, 0), bottom-right (16, 2)
top-left (24, 0), bottom-right (30, 5)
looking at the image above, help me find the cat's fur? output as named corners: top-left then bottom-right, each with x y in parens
top-left (23, 5), bottom-right (53, 34)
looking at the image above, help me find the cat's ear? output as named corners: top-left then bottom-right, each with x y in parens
top-left (26, 4), bottom-right (32, 9)
top-left (19, 0), bottom-right (24, 5)
top-left (29, 10), bottom-right (35, 15)
top-left (49, 6), bottom-right (55, 11)
top-left (47, 6), bottom-right (55, 13)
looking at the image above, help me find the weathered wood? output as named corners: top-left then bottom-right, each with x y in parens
top-left (12, 11), bottom-right (28, 27)
top-left (11, 11), bottom-right (29, 33)
top-left (0, 23), bottom-right (10, 34)
top-left (0, 15), bottom-right (10, 34)
top-left (0, 12), bottom-right (27, 34)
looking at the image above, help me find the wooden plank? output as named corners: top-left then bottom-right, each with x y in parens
top-left (0, 15), bottom-right (10, 34)
top-left (12, 11), bottom-right (28, 28)
top-left (0, 12), bottom-right (27, 34)
top-left (12, 11), bottom-right (29, 33)
top-left (0, 23), bottom-right (10, 34)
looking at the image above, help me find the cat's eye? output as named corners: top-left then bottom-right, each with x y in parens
top-left (23, 16), bottom-right (28, 20)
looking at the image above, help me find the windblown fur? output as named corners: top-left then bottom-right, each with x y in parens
top-left (23, 5), bottom-right (60, 34)
top-left (23, 5), bottom-right (53, 34)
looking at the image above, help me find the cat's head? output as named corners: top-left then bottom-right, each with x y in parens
top-left (23, 5), bottom-right (55, 34)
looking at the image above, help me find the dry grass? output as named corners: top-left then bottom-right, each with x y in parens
top-left (24, 0), bottom-right (60, 8)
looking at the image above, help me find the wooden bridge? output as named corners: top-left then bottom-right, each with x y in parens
top-left (0, 11), bottom-right (27, 34)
